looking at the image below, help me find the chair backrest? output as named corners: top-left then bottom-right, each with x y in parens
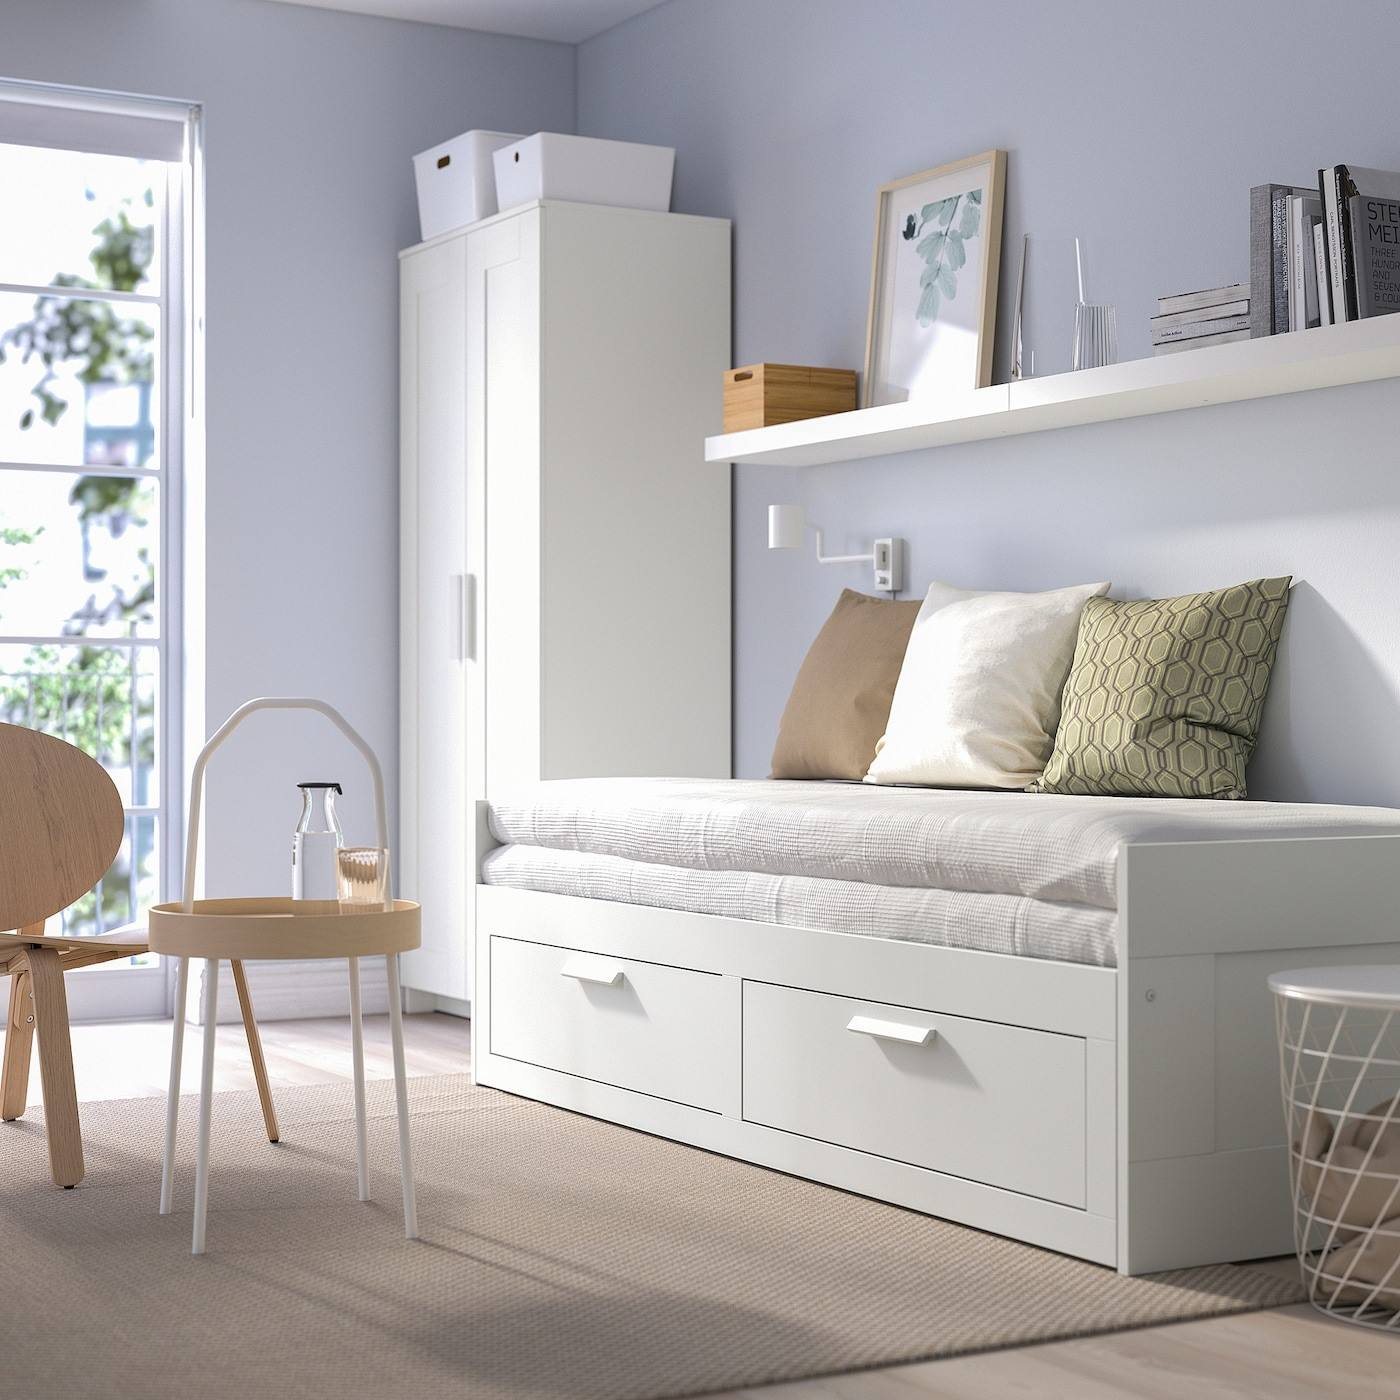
top-left (0, 722), bottom-right (124, 933)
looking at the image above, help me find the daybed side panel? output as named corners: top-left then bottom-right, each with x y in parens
top-left (1117, 833), bottom-right (1400, 1273)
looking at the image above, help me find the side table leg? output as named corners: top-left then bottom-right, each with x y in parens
top-left (160, 955), bottom-right (190, 1215)
top-left (385, 953), bottom-right (418, 1240)
top-left (348, 956), bottom-right (369, 1201)
top-left (232, 960), bottom-right (279, 1142)
top-left (192, 957), bottom-right (220, 1255)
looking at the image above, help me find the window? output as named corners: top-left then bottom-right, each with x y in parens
top-left (0, 81), bottom-right (199, 1018)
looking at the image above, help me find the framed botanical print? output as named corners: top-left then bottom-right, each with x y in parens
top-left (862, 150), bottom-right (1006, 407)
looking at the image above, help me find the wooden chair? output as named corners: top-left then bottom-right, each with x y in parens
top-left (0, 721), bottom-right (277, 1187)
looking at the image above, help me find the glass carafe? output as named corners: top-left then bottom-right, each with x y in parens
top-left (292, 781), bottom-right (344, 900)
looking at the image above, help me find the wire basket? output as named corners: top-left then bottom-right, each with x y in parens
top-left (1273, 968), bottom-right (1400, 1330)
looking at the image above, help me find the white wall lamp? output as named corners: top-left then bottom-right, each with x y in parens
top-left (768, 504), bottom-right (904, 594)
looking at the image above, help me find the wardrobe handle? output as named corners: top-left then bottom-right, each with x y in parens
top-left (846, 1014), bottom-right (935, 1046)
top-left (452, 574), bottom-right (476, 662)
top-left (560, 955), bottom-right (626, 987)
top-left (463, 573), bottom-right (476, 661)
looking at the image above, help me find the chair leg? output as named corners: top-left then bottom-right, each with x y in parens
top-left (2, 967), bottom-right (36, 1122)
top-left (230, 960), bottom-right (278, 1143)
top-left (348, 957), bottom-right (369, 1202)
top-left (26, 949), bottom-right (84, 1188)
top-left (192, 957), bottom-right (220, 1256)
top-left (385, 954), bottom-right (418, 1240)
top-left (160, 956), bottom-right (190, 1215)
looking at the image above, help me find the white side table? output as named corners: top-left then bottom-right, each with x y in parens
top-left (1271, 965), bottom-right (1400, 1330)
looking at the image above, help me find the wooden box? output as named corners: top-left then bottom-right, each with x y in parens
top-left (722, 363), bottom-right (857, 432)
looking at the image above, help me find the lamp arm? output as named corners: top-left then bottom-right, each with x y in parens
top-left (811, 525), bottom-right (875, 566)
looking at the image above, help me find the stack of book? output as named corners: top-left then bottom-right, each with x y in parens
top-left (1318, 165), bottom-right (1400, 324)
top-left (1249, 183), bottom-right (1322, 335)
top-left (1150, 284), bottom-right (1250, 355)
top-left (1251, 168), bottom-right (1400, 333)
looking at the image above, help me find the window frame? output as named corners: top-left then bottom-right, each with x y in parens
top-left (0, 79), bottom-right (202, 1021)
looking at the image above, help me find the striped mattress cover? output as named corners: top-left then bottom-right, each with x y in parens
top-left (481, 778), bottom-right (1400, 968)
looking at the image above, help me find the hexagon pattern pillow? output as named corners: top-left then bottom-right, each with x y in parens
top-left (1031, 576), bottom-right (1291, 799)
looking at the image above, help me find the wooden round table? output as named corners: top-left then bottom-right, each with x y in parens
top-left (151, 696), bottom-right (424, 1256)
top-left (150, 898), bottom-right (422, 1255)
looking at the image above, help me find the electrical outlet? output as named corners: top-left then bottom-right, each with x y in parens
top-left (873, 538), bottom-right (903, 593)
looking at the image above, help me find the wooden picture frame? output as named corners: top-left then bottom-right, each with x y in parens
top-left (862, 149), bottom-right (1006, 408)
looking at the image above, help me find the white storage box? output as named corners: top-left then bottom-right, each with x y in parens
top-left (413, 129), bottom-right (521, 240)
top-left (493, 133), bottom-right (674, 214)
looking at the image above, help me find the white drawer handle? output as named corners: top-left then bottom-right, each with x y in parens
top-left (560, 955), bottom-right (626, 987)
top-left (846, 1014), bottom-right (935, 1046)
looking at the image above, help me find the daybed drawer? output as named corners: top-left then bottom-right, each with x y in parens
top-left (742, 981), bottom-right (1086, 1207)
top-left (489, 936), bottom-right (729, 1111)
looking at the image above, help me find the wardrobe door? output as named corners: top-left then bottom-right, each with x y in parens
top-left (466, 208), bottom-right (541, 799)
top-left (399, 234), bottom-right (471, 1000)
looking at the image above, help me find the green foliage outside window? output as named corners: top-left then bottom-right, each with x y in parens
top-left (0, 186), bottom-right (159, 933)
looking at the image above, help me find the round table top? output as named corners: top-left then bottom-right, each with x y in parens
top-left (148, 897), bottom-right (420, 960)
top-left (1268, 965), bottom-right (1400, 1011)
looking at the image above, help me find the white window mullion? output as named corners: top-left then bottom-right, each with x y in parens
top-left (0, 460), bottom-right (160, 478)
top-left (160, 152), bottom-right (186, 912)
top-left (0, 633), bottom-right (158, 648)
top-left (0, 278), bottom-right (161, 305)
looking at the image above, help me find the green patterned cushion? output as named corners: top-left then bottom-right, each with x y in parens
top-left (1032, 577), bottom-right (1291, 799)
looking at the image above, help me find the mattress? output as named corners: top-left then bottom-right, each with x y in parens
top-left (483, 843), bottom-right (1118, 965)
top-left (481, 778), bottom-right (1400, 968)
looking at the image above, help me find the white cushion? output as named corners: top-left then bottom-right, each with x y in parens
top-left (865, 579), bottom-right (1110, 790)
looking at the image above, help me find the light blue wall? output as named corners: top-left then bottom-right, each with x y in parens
top-left (579, 0), bottom-right (1400, 805)
top-left (1, 0), bottom-right (575, 893)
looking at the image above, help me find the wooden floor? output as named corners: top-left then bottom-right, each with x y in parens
top-left (4, 1011), bottom-right (1388, 1396)
top-left (12, 1010), bottom-right (470, 1104)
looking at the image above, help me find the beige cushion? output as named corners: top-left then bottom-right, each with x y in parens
top-left (1322, 1225), bottom-right (1400, 1310)
top-left (865, 578), bottom-right (1109, 790)
top-left (1299, 1095), bottom-right (1400, 1234)
top-left (770, 589), bottom-right (921, 781)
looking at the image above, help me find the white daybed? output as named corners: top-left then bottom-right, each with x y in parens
top-left (471, 778), bottom-right (1400, 1274)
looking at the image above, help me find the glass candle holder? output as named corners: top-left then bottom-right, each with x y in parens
top-left (337, 846), bottom-right (391, 913)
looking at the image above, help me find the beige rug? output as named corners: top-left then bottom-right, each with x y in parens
top-left (3, 1073), bottom-right (1300, 1399)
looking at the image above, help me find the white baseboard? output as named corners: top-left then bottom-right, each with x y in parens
top-left (185, 957), bottom-right (391, 1024)
top-left (402, 988), bottom-right (471, 1018)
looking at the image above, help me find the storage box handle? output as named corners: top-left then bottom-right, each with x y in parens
top-left (180, 697), bottom-right (390, 913)
top-left (732, 370), bottom-right (753, 381)
top-left (436, 154), bottom-right (451, 169)
top-left (846, 1014), bottom-right (935, 1046)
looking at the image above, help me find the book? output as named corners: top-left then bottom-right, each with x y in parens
top-left (1320, 166), bottom-right (1349, 323)
top-left (1156, 283), bottom-right (1248, 315)
top-left (1349, 191), bottom-right (1400, 318)
top-left (1151, 313), bottom-right (1251, 344)
top-left (1251, 184), bottom-right (1312, 335)
top-left (1150, 299), bottom-right (1248, 329)
top-left (1287, 193), bottom-right (1322, 330)
top-left (1314, 220), bottom-right (1332, 326)
top-left (1272, 188), bottom-right (1290, 332)
top-left (1249, 185), bottom-right (1275, 336)
top-left (1152, 328), bottom-right (1251, 355)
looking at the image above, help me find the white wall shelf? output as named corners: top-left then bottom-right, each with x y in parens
top-left (704, 315), bottom-right (1400, 468)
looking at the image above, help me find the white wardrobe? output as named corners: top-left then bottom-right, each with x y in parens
top-left (398, 199), bottom-right (731, 1008)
